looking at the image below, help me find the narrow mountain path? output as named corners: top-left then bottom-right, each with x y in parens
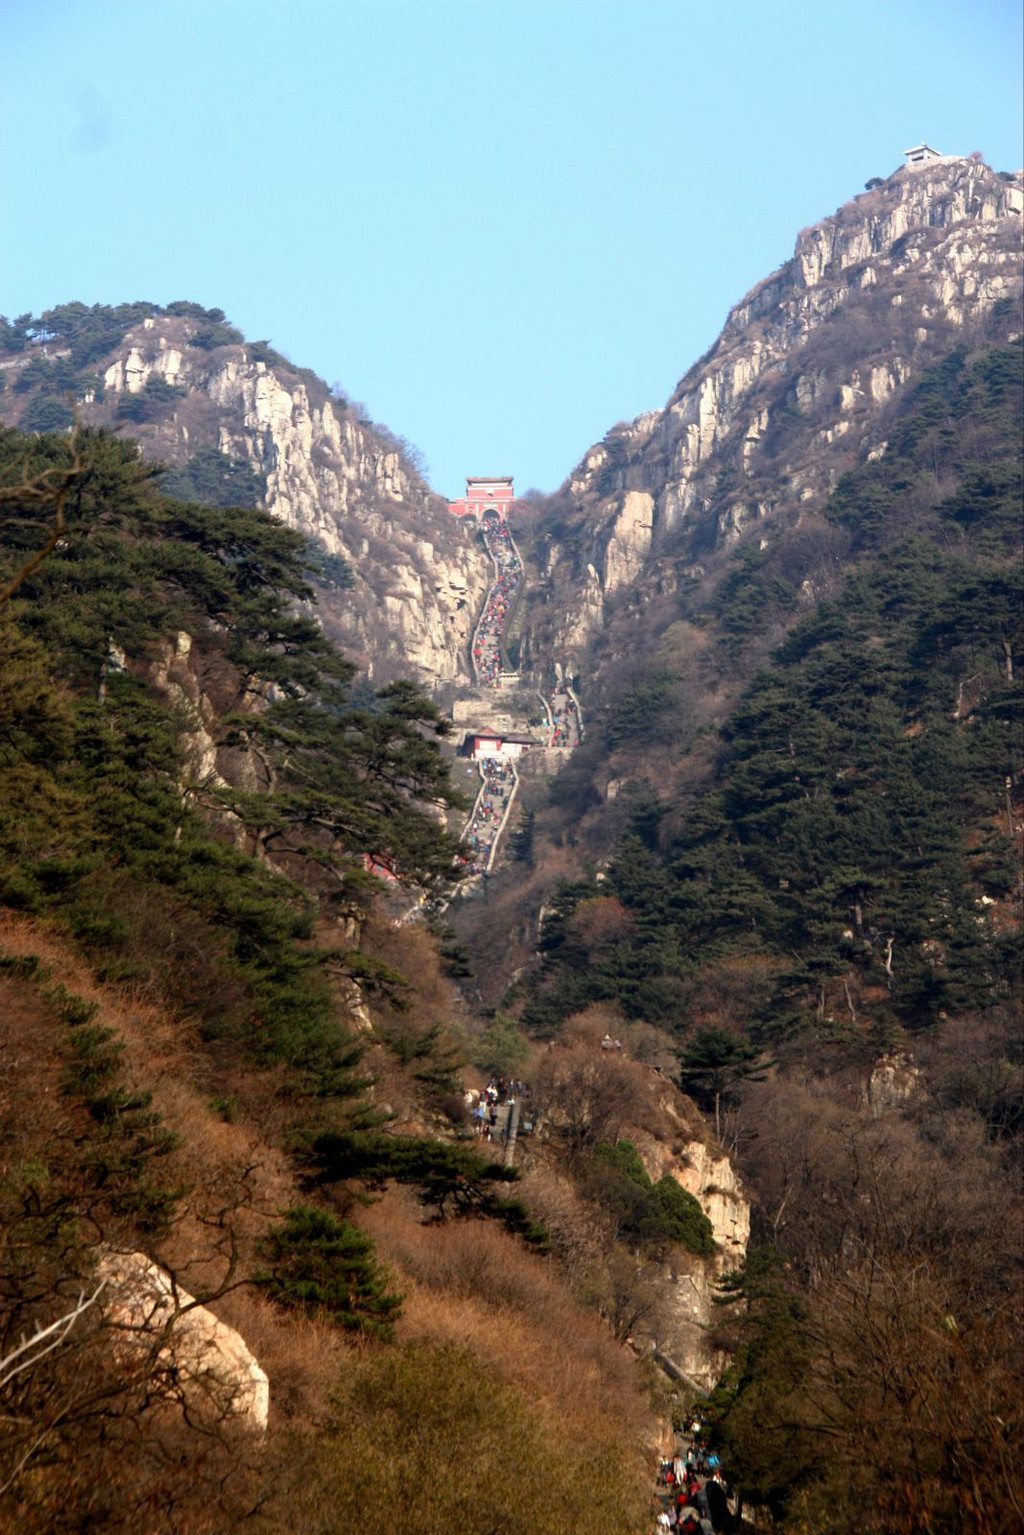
top-left (472, 506), bottom-right (524, 686)
top-left (652, 1432), bottom-right (739, 1534)
top-left (540, 673), bottom-right (583, 749)
top-left (458, 510), bottom-right (583, 890)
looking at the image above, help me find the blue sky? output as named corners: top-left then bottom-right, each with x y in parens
top-left (2, 0), bottom-right (1021, 496)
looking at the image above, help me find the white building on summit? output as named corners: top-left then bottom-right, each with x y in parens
top-left (902, 143), bottom-right (947, 167)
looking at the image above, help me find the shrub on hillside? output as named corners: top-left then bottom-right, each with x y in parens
top-left (21, 393), bottom-right (73, 433)
top-left (115, 374), bottom-right (185, 423)
top-left (190, 321), bottom-right (244, 350)
top-left (591, 1139), bottom-right (715, 1256)
top-left (257, 1204), bottom-right (402, 1339)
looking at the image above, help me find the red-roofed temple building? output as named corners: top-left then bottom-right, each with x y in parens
top-left (448, 476), bottom-right (515, 519)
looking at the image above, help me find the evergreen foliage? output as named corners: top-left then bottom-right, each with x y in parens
top-left (507, 805), bottom-right (535, 864)
top-left (591, 1139), bottom-right (715, 1256)
top-left (678, 1027), bottom-right (772, 1136)
top-left (0, 424), bottom-right (463, 1099)
top-left (5, 302), bottom-right (162, 366)
top-left (609, 670), bottom-right (676, 749)
top-left (159, 443), bottom-right (267, 508)
top-left (20, 393), bottom-right (74, 433)
top-left (257, 1203), bottom-right (402, 1338)
top-left (705, 1250), bottom-right (817, 1518)
top-left (114, 374), bottom-right (185, 423)
top-left (302, 536), bottom-right (355, 590)
top-left (522, 344), bottom-right (1023, 1052)
top-left (190, 321), bottom-right (245, 350)
top-left (0, 302), bottom-right (242, 425)
top-left (307, 1129), bottom-right (549, 1247)
top-left (1, 956), bottom-right (180, 1237)
top-left (712, 542), bottom-right (797, 655)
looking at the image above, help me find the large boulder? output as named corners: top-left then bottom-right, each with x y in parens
top-left (98, 1250), bottom-right (269, 1431)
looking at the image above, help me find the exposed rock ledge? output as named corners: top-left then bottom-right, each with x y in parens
top-left (98, 1250), bottom-right (269, 1431)
top-left (631, 1079), bottom-right (751, 1389)
top-left (539, 159), bottom-right (1023, 657)
top-left (100, 327), bottom-right (491, 685)
top-left (674, 1138), bottom-right (750, 1263)
top-left (657, 1138), bottom-right (750, 1388)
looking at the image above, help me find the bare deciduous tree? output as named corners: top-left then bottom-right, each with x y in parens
top-left (532, 1041), bottom-right (652, 1163)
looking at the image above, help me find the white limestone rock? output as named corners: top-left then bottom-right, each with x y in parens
top-left (536, 159), bottom-right (1022, 658)
top-left (96, 330), bottom-right (491, 686)
top-left (603, 490), bottom-right (654, 593)
top-left (98, 1251), bottom-right (269, 1431)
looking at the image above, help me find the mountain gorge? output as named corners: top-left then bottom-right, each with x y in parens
top-left (0, 150), bottom-right (1021, 1534)
top-left (458, 157), bottom-right (1023, 1005)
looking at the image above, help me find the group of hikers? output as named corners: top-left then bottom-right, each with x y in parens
top-left (464, 1075), bottom-right (530, 1141)
top-left (472, 507), bottom-right (522, 686)
top-left (461, 758), bottom-right (515, 875)
top-left (653, 1423), bottom-right (734, 1533)
top-left (544, 680), bottom-right (581, 748)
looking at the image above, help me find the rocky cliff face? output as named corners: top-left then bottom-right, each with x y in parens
top-left (627, 1077), bottom-right (750, 1388)
top-left (526, 158), bottom-right (1023, 664)
top-left (91, 323), bottom-right (490, 684)
top-left (665, 1139), bottom-right (750, 1387)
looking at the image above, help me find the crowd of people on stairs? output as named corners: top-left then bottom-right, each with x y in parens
top-left (542, 677), bottom-right (582, 749)
top-left (472, 507), bottom-right (523, 686)
top-left (653, 1420), bottom-right (735, 1534)
top-left (460, 759), bottom-right (516, 877)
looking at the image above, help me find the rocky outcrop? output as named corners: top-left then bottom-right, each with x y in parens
top-left (627, 1074), bottom-right (750, 1390)
top-left (673, 1139), bottom-right (750, 1263)
top-left (866, 1050), bottom-right (922, 1114)
top-left (603, 489), bottom-right (654, 593)
top-left (642, 1136), bottom-right (750, 1390)
top-left (528, 158), bottom-right (1024, 661)
top-left (98, 1250), bottom-right (269, 1431)
top-left (96, 322), bottom-right (490, 685)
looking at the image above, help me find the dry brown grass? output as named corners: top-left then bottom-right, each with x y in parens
top-left (515, 1161), bottom-right (609, 1276)
top-left (0, 914), bottom-right (297, 1257)
top-left (0, 967), bottom-right (71, 1171)
top-left (352, 908), bottom-right (475, 1129)
top-left (0, 912), bottom-right (331, 1403)
top-left (359, 1184), bottom-right (653, 1442)
top-left (212, 1286), bottom-right (346, 1423)
top-left (0, 912), bottom-right (662, 1528)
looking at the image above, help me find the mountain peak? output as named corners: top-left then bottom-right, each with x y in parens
top-left (532, 157), bottom-right (1022, 666)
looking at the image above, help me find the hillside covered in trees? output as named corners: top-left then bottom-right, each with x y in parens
top-left (497, 340), bottom-right (1023, 1530)
top-left (1, 158), bottom-right (1021, 1535)
top-left (521, 345), bottom-right (1021, 1048)
top-left (0, 425), bottom-right (660, 1533)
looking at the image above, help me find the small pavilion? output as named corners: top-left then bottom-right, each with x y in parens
top-left (464, 729), bottom-right (537, 762)
top-left (902, 143), bottom-right (945, 167)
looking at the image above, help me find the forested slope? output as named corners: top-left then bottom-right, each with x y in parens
top-left (508, 342), bottom-right (1022, 1532)
top-left (523, 344), bottom-right (1022, 1051)
top-left (0, 426), bottom-right (656, 1533)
